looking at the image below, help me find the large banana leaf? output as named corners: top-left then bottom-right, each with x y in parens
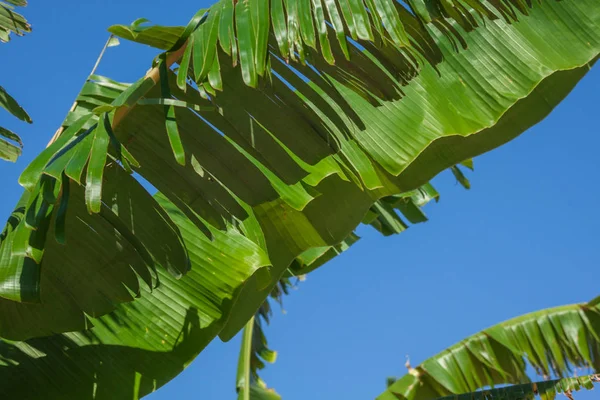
top-left (0, 191), bottom-right (429, 399)
top-left (0, 71), bottom-right (441, 339)
top-left (0, 0), bottom-right (32, 161)
top-left (0, 1), bottom-right (598, 398)
top-left (1, 0), bottom-right (598, 340)
top-left (237, 297), bottom-right (600, 400)
top-left (237, 184), bottom-right (443, 399)
top-left (0, 72), bottom-right (447, 397)
top-left (378, 300), bottom-right (600, 400)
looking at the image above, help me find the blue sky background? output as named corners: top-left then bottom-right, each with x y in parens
top-left (0, 1), bottom-right (599, 399)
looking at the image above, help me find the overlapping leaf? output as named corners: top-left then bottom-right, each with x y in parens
top-left (0, 1), bottom-right (597, 398)
top-left (240, 293), bottom-right (600, 400)
top-left (0, 75), bottom-right (191, 336)
top-left (0, 0), bottom-right (30, 43)
top-left (107, 2), bottom-right (600, 344)
top-left (108, 18), bottom-right (186, 50)
top-left (0, 125), bottom-right (24, 161)
top-left (0, 0), bottom-right (597, 340)
top-left (0, 85), bottom-right (30, 124)
top-left (378, 301), bottom-right (600, 400)
top-left (0, 82), bottom-right (31, 162)
top-left (0, 195), bottom-right (273, 398)
top-left (236, 173), bottom-right (445, 398)
top-left (0, 0), bottom-right (32, 161)
top-left (163, 0), bottom-right (546, 88)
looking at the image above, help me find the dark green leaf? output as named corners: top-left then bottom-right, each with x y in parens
top-left (0, 85), bottom-right (31, 123)
top-left (85, 116), bottom-right (111, 213)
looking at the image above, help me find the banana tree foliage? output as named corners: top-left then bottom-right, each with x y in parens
top-left (235, 278), bottom-right (296, 400)
top-left (0, 71), bottom-right (443, 339)
top-left (378, 299), bottom-right (600, 400)
top-left (235, 261), bottom-right (600, 400)
top-left (0, 0), bottom-right (598, 398)
top-left (1, 0), bottom-right (598, 337)
top-left (0, 0), bottom-right (29, 42)
top-left (0, 75), bottom-right (450, 398)
top-left (237, 258), bottom-right (600, 400)
top-left (0, 87), bottom-right (29, 161)
top-left (436, 375), bottom-right (600, 400)
top-left (0, 0), bottom-right (31, 161)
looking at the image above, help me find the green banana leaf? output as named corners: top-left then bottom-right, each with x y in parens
top-left (0, 124), bottom-right (24, 162)
top-left (1, 0), bottom-right (598, 339)
top-left (435, 374), bottom-right (599, 400)
top-left (0, 72), bottom-right (441, 339)
top-left (0, 1), bottom-right (32, 161)
top-left (235, 181), bottom-right (445, 398)
top-left (378, 301), bottom-right (600, 400)
top-left (108, 18), bottom-right (187, 51)
top-left (0, 1), bottom-right (598, 398)
top-left (235, 293), bottom-right (600, 400)
top-left (0, 0), bottom-right (30, 43)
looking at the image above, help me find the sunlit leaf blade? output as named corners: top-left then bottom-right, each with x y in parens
top-left (0, 126), bottom-right (23, 162)
top-left (159, 59), bottom-right (186, 165)
top-left (237, 179), bottom-right (447, 397)
top-left (0, 74), bottom-right (195, 311)
top-left (0, 193), bottom-right (272, 395)
top-left (251, 0), bottom-right (271, 76)
top-left (290, 232), bottom-right (359, 275)
top-left (0, 1), bottom-right (598, 397)
top-left (434, 375), bottom-right (600, 400)
top-left (311, 0), bottom-right (335, 64)
top-left (108, 19), bottom-right (184, 50)
top-left (0, 85), bottom-right (31, 123)
top-left (107, 36), bottom-right (120, 47)
top-left (85, 116), bottom-right (110, 214)
top-left (0, 161), bottom-right (190, 316)
top-left (0, 84), bottom-right (31, 161)
top-left (378, 303), bottom-right (600, 400)
top-left (235, 0), bottom-right (258, 87)
top-left (0, 125), bottom-right (22, 147)
top-left (0, 137), bottom-right (21, 161)
top-left (218, 1), bottom-right (600, 340)
top-left (247, 384), bottom-right (282, 400)
top-left (0, 0), bottom-right (30, 43)
top-left (0, 0), bottom-right (598, 339)
top-left (270, 0), bottom-right (288, 59)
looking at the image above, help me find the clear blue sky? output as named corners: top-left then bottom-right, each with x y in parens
top-left (1, 1), bottom-right (599, 399)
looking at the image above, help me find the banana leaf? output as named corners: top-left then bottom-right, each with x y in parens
top-left (0, 0), bottom-right (31, 161)
top-left (378, 301), bottom-right (600, 399)
top-left (0, 1), bottom-right (598, 398)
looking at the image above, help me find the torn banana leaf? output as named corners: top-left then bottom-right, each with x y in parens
top-left (378, 301), bottom-right (600, 400)
top-left (0, 1), bottom-right (598, 398)
top-left (0, 0), bottom-right (30, 43)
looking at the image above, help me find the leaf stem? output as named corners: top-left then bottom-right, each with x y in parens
top-left (47, 35), bottom-right (118, 146)
top-left (47, 35), bottom-right (189, 148)
top-left (236, 315), bottom-right (255, 400)
top-left (89, 34), bottom-right (116, 78)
